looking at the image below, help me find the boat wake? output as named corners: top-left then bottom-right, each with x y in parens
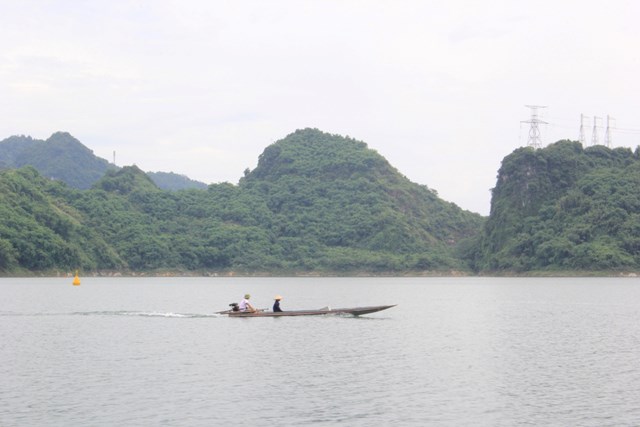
top-left (73, 311), bottom-right (222, 318)
top-left (1, 311), bottom-right (222, 318)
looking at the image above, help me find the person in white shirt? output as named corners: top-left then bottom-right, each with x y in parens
top-left (238, 294), bottom-right (257, 312)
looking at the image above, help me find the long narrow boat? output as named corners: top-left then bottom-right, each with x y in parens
top-left (219, 304), bottom-right (396, 317)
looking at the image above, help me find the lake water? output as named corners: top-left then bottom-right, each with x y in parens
top-left (1, 277), bottom-right (640, 426)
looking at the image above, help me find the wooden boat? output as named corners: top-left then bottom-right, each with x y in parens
top-left (218, 304), bottom-right (396, 317)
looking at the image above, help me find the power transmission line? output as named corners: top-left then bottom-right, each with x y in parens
top-left (615, 127), bottom-right (640, 134)
top-left (522, 110), bottom-right (640, 148)
top-left (604, 115), bottom-right (615, 147)
top-left (579, 113), bottom-right (589, 145)
top-left (521, 105), bottom-right (547, 149)
top-left (591, 116), bottom-right (601, 146)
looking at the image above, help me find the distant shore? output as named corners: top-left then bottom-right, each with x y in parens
top-left (1, 270), bottom-right (639, 278)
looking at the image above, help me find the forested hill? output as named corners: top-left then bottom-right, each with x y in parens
top-left (0, 129), bottom-right (484, 275)
top-left (4, 128), bottom-right (640, 276)
top-left (471, 140), bottom-right (640, 272)
top-left (241, 129), bottom-right (483, 253)
top-left (0, 132), bottom-right (113, 189)
top-left (0, 133), bottom-right (207, 191)
top-left (146, 171), bottom-right (208, 190)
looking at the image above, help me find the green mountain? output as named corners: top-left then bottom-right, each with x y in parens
top-left (471, 140), bottom-right (640, 272)
top-left (5, 128), bottom-right (639, 275)
top-left (0, 128), bottom-right (485, 274)
top-left (0, 132), bottom-right (208, 191)
top-left (94, 165), bottom-right (161, 194)
top-left (147, 171), bottom-right (208, 191)
top-left (0, 132), bottom-right (113, 189)
top-left (0, 135), bottom-right (39, 168)
top-left (240, 128), bottom-right (483, 268)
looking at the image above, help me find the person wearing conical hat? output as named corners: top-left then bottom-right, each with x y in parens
top-left (273, 295), bottom-right (283, 312)
top-left (238, 294), bottom-right (257, 312)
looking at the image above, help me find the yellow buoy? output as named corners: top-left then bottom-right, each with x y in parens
top-left (72, 270), bottom-right (81, 286)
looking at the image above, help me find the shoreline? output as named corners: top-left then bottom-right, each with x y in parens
top-left (1, 270), bottom-right (639, 278)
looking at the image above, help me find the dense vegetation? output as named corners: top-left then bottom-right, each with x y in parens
top-left (146, 171), bottom-right (208, 191)
top-left (0, 129), bottom-right (483, 275)
top-left (471, 140), bottom-right (640, 272)
top-left (0, 167), bottom-right (124, 271)
top-left (4, 128), bottom-right (639, 276)
top-left (0, 133), bottom-right (207, 191)
top-left (0, 132), bottom-right (114, 189)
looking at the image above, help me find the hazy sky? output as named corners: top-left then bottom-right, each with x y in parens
top-left (2, 0), bottom-right (639, 215)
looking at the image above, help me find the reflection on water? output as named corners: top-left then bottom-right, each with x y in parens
top-left (1, 277), bottom-right (639, 426)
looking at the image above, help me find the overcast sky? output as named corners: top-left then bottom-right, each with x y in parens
top-left (2, 0), bottom-right (639, 215)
